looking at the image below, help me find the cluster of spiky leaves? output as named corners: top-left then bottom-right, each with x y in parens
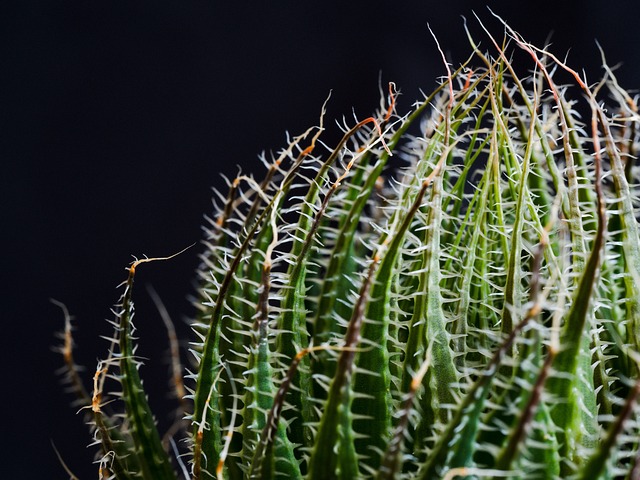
top-left (59, 18), bottom-right (640, 480)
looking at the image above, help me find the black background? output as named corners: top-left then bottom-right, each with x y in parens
top-left (3, 1), bottom-right (639, 477)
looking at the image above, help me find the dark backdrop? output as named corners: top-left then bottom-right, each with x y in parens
top-left (3, 1), bottom-right (639, 477)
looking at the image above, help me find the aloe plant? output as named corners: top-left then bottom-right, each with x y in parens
top-left (58, 16), bottom-right (640, 479)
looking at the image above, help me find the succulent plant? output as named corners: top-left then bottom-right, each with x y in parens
top-left (58, 15), bottom-right (640, 480)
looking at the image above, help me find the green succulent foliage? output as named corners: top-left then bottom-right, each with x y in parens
top-left (59, 17), bottom-right (640, 480)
